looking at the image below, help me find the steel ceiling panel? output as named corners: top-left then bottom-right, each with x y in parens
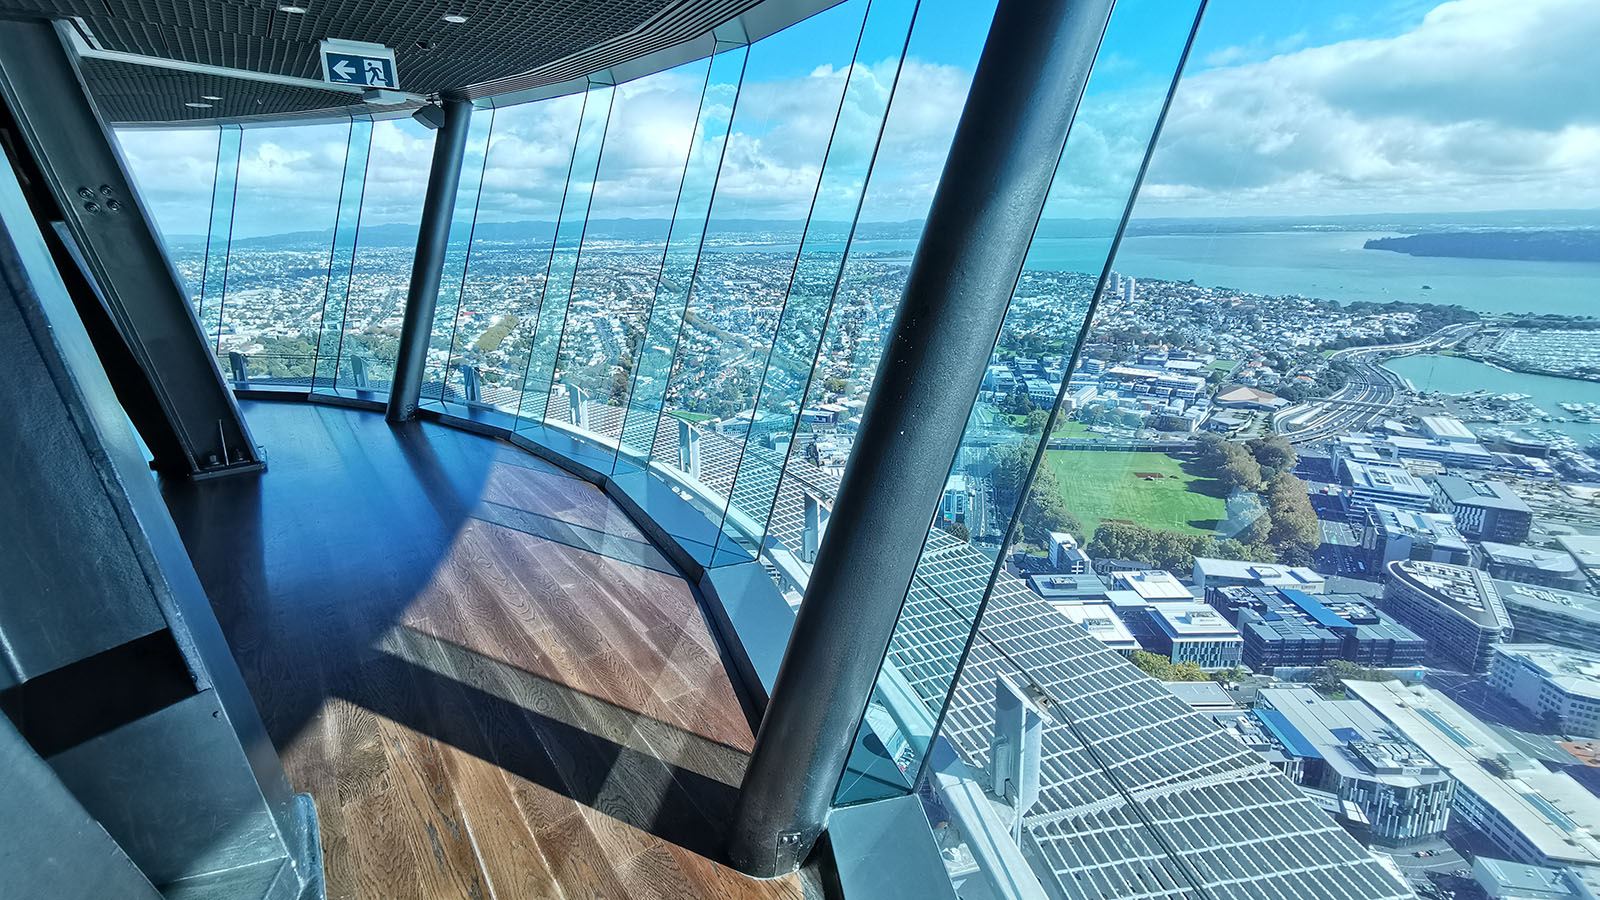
top-left (0, 0), bottom-right (775, 122)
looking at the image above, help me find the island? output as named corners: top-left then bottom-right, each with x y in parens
top-left (1365, 230), bottom-right (1600, 263)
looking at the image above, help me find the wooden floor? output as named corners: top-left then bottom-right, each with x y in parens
top-left (162, 401), bottom-right (818, 900)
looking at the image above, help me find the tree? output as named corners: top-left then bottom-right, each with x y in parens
top-left (987, 443), bottom-right (1081, 547)
top-left (1168, 661), bottom-right (1209, 682)
top-left (822, 375), bottom-right (850, 395)
top-left (1265, 472), bottom-right (1320, 549)
top-left (1312, 659), bottom-right (1398, 695)
top-left (1023, 409), bottom-right (1051, 434)
top-left (941, 521), bottom-right (971, 543)
top-left (1217, 442), bottom-right (1264, 493)
top-left (1248, 436), bottom-right (1297, 478)
top-left (1130, 651), bottom-right (1174, 681)
top-left (1211, 665), bottom-right (1246, 685)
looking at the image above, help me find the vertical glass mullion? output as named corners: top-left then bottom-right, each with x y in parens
top-left (613, 43), bottom-right (749, 476)
top-left (712, 0), bottom-right (920, 566)
top-left (314, 116), bottom-right (374, 393)
top-left (835, 0), bottom-right (1207, 806)
top-left (198, 123), bottom-right (242, 355)
top-left (516, 81), bottom-right (617, 428)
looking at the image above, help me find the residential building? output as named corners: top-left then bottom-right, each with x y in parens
top-left (1255, 687), bottom-right (1454, 845)
top-left (1490, 644), bottom-right (1600, 737)
top-left (1193, 557), bottom-right (1327, 594)
top-left (1347, 681), bottom-right (1600, 868)
top-left (1432, 475), bottom-right (1535, 543)
top-left (1383, 560), bottom-right (1513, 673)
top-left (1141, 601), bottom-right (1244, 669)
top-left (1497, 580), bottom-right (1600, 651)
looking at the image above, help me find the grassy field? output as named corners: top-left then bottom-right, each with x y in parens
top-left (1044, 450), bottom-right (1225, 536)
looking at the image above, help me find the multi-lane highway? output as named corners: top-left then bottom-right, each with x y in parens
top-left (1273, 323), bottom-right (1478, 444)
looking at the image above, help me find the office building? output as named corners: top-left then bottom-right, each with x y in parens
top-left (1337, 458), bottom-right (1434, 512)
top-left (1479, 542), bottom-right (1589, 591)
top-left (1471, 857), bottom-right (1600, 900)
top-left (1053, 603), bottom-right (1141, 655)
top-left (1193, 557), bottom-right (1327, 595)
top-left (1490, 644), bottom-right (1600, 737)
top-left (1347, 681), bottom-right (1600, 868)
top-left (1497, 580), bottom-right (1600, 651)
top-left (1207, 587), bottom-right (1425, 672)
top-left (1433, 475), bottom-right (1535, 543)
top-left (1047, 531), bottom-right (1091, 574)
top-left (1108, 568), bottom-right (1194, 602)
top-left (1028, 572), bottom-right (1110, 603)
top-left (940, 472), bottom-right (971, 525)
top-left (1141, 601), bottom-right (1244, 669)
top-left (1255, 687), bottom-right (1453, 844)
top-left (1383, 560), bottom-right (1513, 672)
top-left (1366, 503), bottom-right (1471, 566)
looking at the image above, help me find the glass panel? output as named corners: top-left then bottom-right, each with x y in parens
top-left (515, 81), bottom-right (616, 428)
top-left (115, 125), bottom-right (220, 303)
top-left (760, 0), bottom-right (1000, 600)
top-left (711, 0), bottom-right (919, 567)
top-left (197, 124), bottom-right (242, 348)
top-left (420, 107), bottom-right (495, 408)
top-left (651, 0), bottom-right (871, 563)
top-left (214, 121), bottom-right (350, 387)
top-left (613, 43), bottom-right (748, 479)
top-left (441, 94), bottom-right (588, 421)
top-left (313, 118), bottom-right (375, 392)
top-left (333, 117), bottom-right (436, 396)
top-left (548, 58), bottom-right (712, 455)
top-left (838, 0), bottom-right (1205, 806)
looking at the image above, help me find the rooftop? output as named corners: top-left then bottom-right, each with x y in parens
top-left (1496, 579), bottom-right (1600, 625)
top-left (1193, 557), bottom-right (1326, 589)
top-left (1108, 568), bottom-right (1193, 601)
top-left (1387, 559), bottom-right (1510, 630)
top-left (1150, 601), bottom-right (1243, 639)
top-left (1556, 534), bottom-right (1600, 568)
top-left (1257, 687), bottom-right (1447, 787)
top-left (1421, 415), bottom-right (1478, 442)
top-left (1481, 542), bottom-right (1583, 575)
top-left (1346, 680), bottom-right (1600, 867)
top-left (1434, 475), bottom-right (1534, 513)
top-left (1339, 458), bottom-right (1433, 498)
top-left (1052, 602), bottom-right (1139, 649)
top-left (1495, 644), bottom-right (1600, 701)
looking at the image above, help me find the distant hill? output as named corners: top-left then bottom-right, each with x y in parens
top-left (1364, 230), bottom-right (1600, 263)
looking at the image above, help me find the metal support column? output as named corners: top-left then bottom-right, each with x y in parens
top-left (726, 0), bottom-right (1115, 877)
top-left (386, 98), bottom-right (472, 423)
top-left (0, 19), bottom-right (261, 477)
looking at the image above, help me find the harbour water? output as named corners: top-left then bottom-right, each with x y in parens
top-left (837, 229), bottom-right (1600, 318)
top-left (1382, 353), bottom-right (1600, 444)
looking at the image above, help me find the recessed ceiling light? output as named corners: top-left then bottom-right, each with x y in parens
top-left (201, 94), bottom-right (223, 101)
top-left (441, 13), bottom-right (469, 23)
top-left (185, 101), bottom-right (213, 109)
top-left (277, 4), bottom-right (308, 13)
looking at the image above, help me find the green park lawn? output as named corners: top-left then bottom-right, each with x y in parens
top-left (1043, 450), bottom-right (1226, 536)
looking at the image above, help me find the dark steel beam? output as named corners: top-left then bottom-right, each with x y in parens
top-left (726, 0), bottom-right (1115, 877)
top-left (387, 99), bottom-right (473, 423)
top-left (0, 19), bottom-right (261, 478)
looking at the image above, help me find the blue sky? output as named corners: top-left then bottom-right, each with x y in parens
top-left (119, 0), bottom-right (1600, 237)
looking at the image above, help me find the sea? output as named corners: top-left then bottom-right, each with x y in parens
top-left (837, 228), bottom-right (1600, 444)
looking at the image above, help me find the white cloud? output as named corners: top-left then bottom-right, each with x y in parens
top-left (1139, 0), bottom-right (1600, 216)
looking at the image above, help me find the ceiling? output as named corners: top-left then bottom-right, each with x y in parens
top-left (0, 0), bottom-right (773, 124)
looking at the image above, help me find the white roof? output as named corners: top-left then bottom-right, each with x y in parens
top-left (1346, 680), bottom-right (1600, 866)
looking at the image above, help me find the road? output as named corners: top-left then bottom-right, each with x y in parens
top-left (1273, 323), bottom-right (1478, 444)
